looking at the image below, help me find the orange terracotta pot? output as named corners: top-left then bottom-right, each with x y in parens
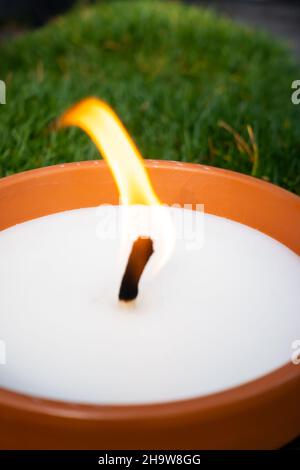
top-left (0, 160), bottom-right (299, 450)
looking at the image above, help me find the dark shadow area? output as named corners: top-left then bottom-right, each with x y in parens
top-left (1, 0), bottom-right (300, 60)
top-left (186, 0), bottom-right (300, 59)
top-left (0, 0), bottom-right (76, 25)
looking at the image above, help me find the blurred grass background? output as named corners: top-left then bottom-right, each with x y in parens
top-left (0, 0), bottom-right (300, 193)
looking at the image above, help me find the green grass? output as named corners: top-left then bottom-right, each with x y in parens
top-left (0, 0), bottom-right (300, 193)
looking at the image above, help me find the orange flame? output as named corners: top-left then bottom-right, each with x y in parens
top-left (57, 97), bottom-right (160, 206)
top-left (57, 97), bottom-right (176, 282)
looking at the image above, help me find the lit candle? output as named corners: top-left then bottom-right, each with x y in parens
top-left (0, 205), bottom-right (299, 403)
top-left (0, 99), bottom-right (300, 449)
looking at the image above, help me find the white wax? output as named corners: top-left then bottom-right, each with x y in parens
top-left (0, 206), bottom-right (299, 404)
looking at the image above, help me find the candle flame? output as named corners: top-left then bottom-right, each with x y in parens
top-left (57, 98), bottom-right (159, 206)
top-left (57, 97), bottom-right (175, 289)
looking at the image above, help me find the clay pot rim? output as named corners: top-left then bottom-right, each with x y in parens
top-left (0, 160), bottom-right (299, 422)
top-left (1, 159), bottom-right (299, 203)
